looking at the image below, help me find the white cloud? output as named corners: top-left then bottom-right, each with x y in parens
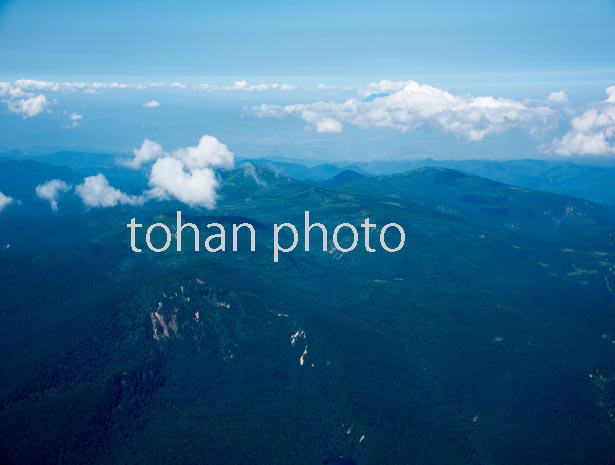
top-left (0, 191), bottom-right (13, 212)
top-left (360, 80), bottom-right (408, 97)
top-left (9, 87), bottom-right (27, 98)
top-left (2, 78), bottom-right (304, 102)
top-left (65, 113), bottom-right (82, 129)
top-left (64, 81), bottom-right (130, 91)
top-left (7, 94), bottom-right (49, 118)
top-left (225, 80), bottom-right (298, 92)
top-left (194, 83), bottom-right (218, 91)
top-left (148, 158), bottom-right (220, 208)
top-left (144, 136), bottom-right (234, 208)
top-left (35, 179), bottom-right (71, 211)
top-left (232, 80), bottom-right (253, 91)
top-left (2, 79), bottom-right (199, 97)
top-left (242, 163), bottom-right (267, 186)
top-left (143, 100), bottom-right (160, 108)
top-left (315, 118), bottom-right (343, 133)
top-left (171, 135), bottom-right (234, 170)
top-left (1, 80), bottom-right (53, 118)
top-left (548, 91), bottom-right (568, 104)
top-left (316, 83), bottom-right (354, 91)
top-left (124, 135), bottom-right (232, 169)
top-left (13, 79), bottom-right (61, 92)
top-left (13, 79), bottom-right (132, 92)
top-left (553, 86), bottom-right (615, 156)
top-left (0, 82), bottom-right (11, 95)
top-left (196, 82), bottom-right (297, 92)
top-left (75, 174), bottom-right (143, 208)
top-left (116, 135), bottom-right (234, 209)
top-left (253, 80), bottom-right (554, 141)
top-left (123, 139), bottom-right (165, 169)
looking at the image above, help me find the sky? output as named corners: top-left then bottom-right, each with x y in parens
top-left (0, 0), bottom-right (615, 160)
top-left (1, 0), bottom-right (615, 80)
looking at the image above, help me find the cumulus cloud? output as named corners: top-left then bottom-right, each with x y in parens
top-left (122, 135), bottom-right (233, 171)
top-left (315, 118), bottom-right (343, 133)
top-left (0, 191), bottom-right (13, 212)
top-left (253, 80), bottom-right (554, 141)
top-left (553, 86), bottom-right (615, 156)
top-left (147, 158), bottom-right (220, 208)
top-left (7, 94), bottom-right (49, 118)
top-left (112, 135), bottom-right (234, 209)
top-left (143, 100), bottom-right (160, 108)
top-left (8, 86), bottom-right (27, 98)
top-left (145, 136), bottom-right (234, 208)
top-left (75, 174), bottom-right (143, 208)
top-left (65, 113), bottom-right (82, 129)
top-left (171, 135), bottom-right (234, 170)
top-left (123, 139), bottom-right (165, 169)
top-left (360, 80), bottom-right (408, 97)
top-left (35, 179), bottom-right (71, 211)
top-left (548, 91), bottom-right (568, 104)
top-left (1, 80), bottom-right (55, 118)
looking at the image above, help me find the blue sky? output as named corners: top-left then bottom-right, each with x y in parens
top-left (2, 0), bottom-right (614, 80)
top-left (1, 0), bottom-right (615, 160)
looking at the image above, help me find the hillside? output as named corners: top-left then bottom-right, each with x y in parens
top-left (0, 165), bottom-right (615, 464)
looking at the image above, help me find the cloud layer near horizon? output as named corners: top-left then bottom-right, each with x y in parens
top-left (2, 77), bottom-right (615, 157)
top-left (0, 78), bottom-right (303, 122)
top-left (553, 86), bottom-right (615, 156)
top-left (0, 78), bottom-right (302, 96)
top-left (253, 80), bottom-right (556, 140)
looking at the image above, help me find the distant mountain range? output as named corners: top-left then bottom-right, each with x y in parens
top-left (246, 157), bottom-right (615, 206)
top-left (5, 150), bottom-right (615, 206)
